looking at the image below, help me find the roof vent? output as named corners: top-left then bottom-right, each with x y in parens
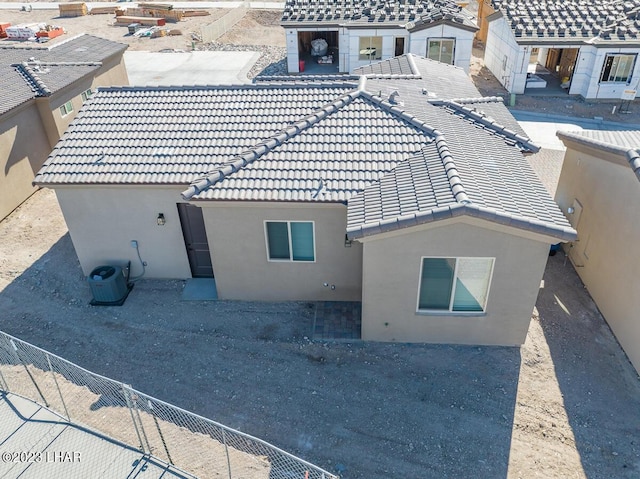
top-left (389, 90), bottom-right (403, 106)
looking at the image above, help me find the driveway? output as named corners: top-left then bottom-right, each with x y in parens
top-left (124, 51), bottom-right (260, 86)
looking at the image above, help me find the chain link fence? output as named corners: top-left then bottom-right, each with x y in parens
top-left (0, 330), bottom-right (337, 479)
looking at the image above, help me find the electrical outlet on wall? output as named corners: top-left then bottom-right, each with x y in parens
top-left (130, 240), bottom-right (138, 249)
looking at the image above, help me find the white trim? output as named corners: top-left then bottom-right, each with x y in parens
top-left (416, 256), bottom-right (495, 314)
top-left (264, 220), bottom-right (316, 263)
top-left (426, 37), bottom-right (456, 65)
top-left (59, 100), bottom-right (73, 117)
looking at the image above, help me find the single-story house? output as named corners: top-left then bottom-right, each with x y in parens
top-left (484, 0), bottom-right (640, 99)
top-left (0, 34), bottom-right (128, 220)
top-left (281, 0), bottom-right (478, 74)
top-left (555, 129), bottom-right (640, 373)
top-left (34, 54), bottom-right (576, 346)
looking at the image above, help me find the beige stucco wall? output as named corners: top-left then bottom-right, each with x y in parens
top-left (54, 186), bottom-right (192, 279)
top-left (200, 202), bottom-right (363, 301)
top-left (0, 52), bottom-right (129, 221)
top-left (0, 104), bottom-right (52, 220)
top-left (555, 145), bottom-right (640, 373)
top-left (46, 54), bottom-right (129, 146)
top-left (360, 218), bottom-right (551, 346)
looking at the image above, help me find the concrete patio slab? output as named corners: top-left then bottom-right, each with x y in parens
top-left (182, 278), bottom-right (218, 301)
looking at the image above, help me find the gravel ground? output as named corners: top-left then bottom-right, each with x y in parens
top-left (1, 189), bottom-right (640, 479)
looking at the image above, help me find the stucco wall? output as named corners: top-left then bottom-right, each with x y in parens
top-left (54, 187), bottom-right (192, 279)
top-left (485, 16), bottom-right (527, 93)
top-left (555, 146), bottom-right (640, 373)
top-left (361, 219), bottom-right (550, 345)
top-left (285, 24), bottom-right (473, 73)
top-left (0, 104), bottom-right (51, 220)
top-left (569, 46), bottom-right (640, 99)
top-left (200, 202), bottom-right (363, 301)
top-left (48, 54), bottom-right (129, 143)
top-left (408, 24), bottom-right (475, 73)
top-left (347, 27), bottom-right (406, 72)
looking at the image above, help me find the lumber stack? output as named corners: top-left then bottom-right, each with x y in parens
top-left (89, 6), bottom-right (117, 15)
top-left (115, 15), bottom-right (166, 26)
top-left (182, 10), bottom-right (211, 17)
top-left (59, 3), bottom-right (88, 17)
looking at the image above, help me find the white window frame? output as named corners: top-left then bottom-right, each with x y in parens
top-left (264, 220), bottom-right (316, 263)
top-left (426, 38), bottom-right (456, 65)
top-left (358, 36), bottom-right (383, 61)
top-left (600, 53), bottom-right (637, 83)
top-left (59, 100), bottom-right (73, 117)
top-left (81, 89), bottom-right (93, 102)
top-left (416, 256), bottom-right (495, 314)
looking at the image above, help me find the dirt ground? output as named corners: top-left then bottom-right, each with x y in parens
top-left (1, 188), bottom-right (640, 479)
top-left (2, 4), bottom-right (640, 478)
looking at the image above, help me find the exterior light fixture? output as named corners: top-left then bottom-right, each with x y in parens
top-left (157, 213), bottom-right (166, 226)
top-left (567, 207), bottom-right (575, 214)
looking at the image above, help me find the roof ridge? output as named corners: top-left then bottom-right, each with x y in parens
top-left (15, 63), bottom-right (52, 97)
top-left (181, 89), bottom-right (362, 200)
top-left (255, 75), bottom-right (360, 84)
top-left (405, 53), bottom-right (420, 76)
top-left (28, 61), bottom-right (103, 67)
top-left (358, 91), bottom-right (472, 204)
top-left (448, 96), bottom-right (505, 104)
top-left (347, 202), bottom-right (576, 241)
top-left (431, 99), bottom-right (539, 152)
top-left (362, 90), bottom-right (471, 204)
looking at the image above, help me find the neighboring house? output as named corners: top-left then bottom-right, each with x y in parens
top-left (484, 0), bottom-right (640, 99)
top-left (555, 130), bottom-right (640, 373)
top-left (0, 34), bottom-right (128, 220)
top-left (281, 0), bottom-right (478, 74)
top-left (34, 54), bottom-right (575, 346)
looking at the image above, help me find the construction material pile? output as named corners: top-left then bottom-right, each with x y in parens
top-left (114, 2), bottom-right (209, 27)
top-left (59, 2), bottom-right (88, 17)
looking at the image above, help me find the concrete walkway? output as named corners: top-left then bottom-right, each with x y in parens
top-left (511, 110), bottom-right (639, 150)
top-left (124, 51), bottom-right (260, 86)
top-left (0, 392), bottom-right (193, 479)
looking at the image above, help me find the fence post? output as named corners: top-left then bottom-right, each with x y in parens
top-left (221, 427), bottom-right (232, 479)
top-left (148, 400), bottom-right (173, 465)
top-left (0, 367), bottom-right (8, 392)
top-left (122, 384), bottom-right (149, 453)
top-left (46, 354), bottom-right (70, 421)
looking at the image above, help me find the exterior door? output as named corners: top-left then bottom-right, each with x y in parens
top-left (395, 37), bottom-right (405, 57)
top-left (177, 203), bottom-right (213, 278)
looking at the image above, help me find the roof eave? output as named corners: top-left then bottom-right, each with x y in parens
top-left (347, 203), bottom-right (577, 242)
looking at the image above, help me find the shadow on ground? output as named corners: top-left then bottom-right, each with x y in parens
top-left (536, 253), bottom-right (640, 478)
top-left (0, 231), bottom-right (522, 478)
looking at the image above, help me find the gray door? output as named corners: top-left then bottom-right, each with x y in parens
top-left (177, 203), bottom-right (213, 278)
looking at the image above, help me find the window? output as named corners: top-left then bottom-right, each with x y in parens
top-left (359, 36), bottom-right (382, 61)
top-left (417, 257), bottom-right (494, 313)
top-left (265, 221), bottom-right (315, 262)
top-left (427, 38), bottom-right (455, 65)
top-left (600, 54), bottom-right (636, 83)
top-left (81, 89), bottom-right (93, 102)
top-left (59, 100), bottom-right (73, 117)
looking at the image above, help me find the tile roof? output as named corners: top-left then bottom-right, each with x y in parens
top-left (0, 34), bottom-right (127, 115)
top-left (34, 84), bottom-right (356, 185)
top-left (352, 54), bottom-right (418, 77)
top-left (493, 0), bottom-right (640, 44)
top-left (35, 55), bottom-right (575, 241)
top-left (557, 129), bottom-right (640, 182)
top-left (282, 0), bottom-right (478, 31)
